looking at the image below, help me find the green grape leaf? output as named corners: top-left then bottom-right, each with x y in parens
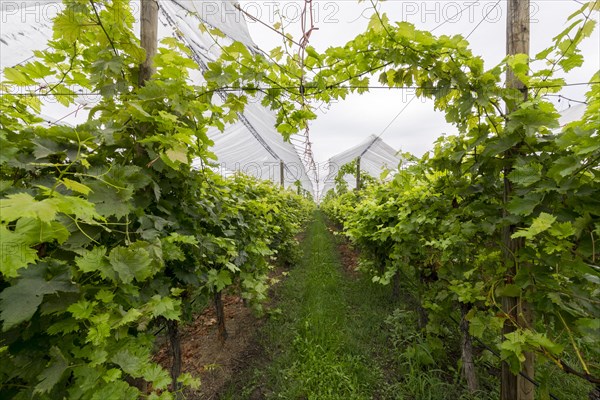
top-left (495, 284), bottom-right (521, 298)
top-left (146, 295), bottom-right (180, 320)
top-left (111, 348), bottom-right (146, 377)
top-left (468, 316), bottom-right (487, 338)
top-left (525, 332), bottom-right (564, 355)
top-left (547, 155), bottom-right (580, 181)
top-left (34, 346), bottom-right (69, 394)
top-left (47, 318), bottom-right (80, 335)
top-left (89, 348), bottom-right (109, 367)
top-left (67, 300), bottom-right (97, 320)
top-left (508, 162), bottom-right (542, 187)
top-left (3, 67), bottom-right (36, 85)
top-left (108, 245), bottom-right (153, 284)
top-left (506, 196), bottom-right (540, 216)
top-left (0, 192), bottom-right (59, 222)
top-left (76, 247), bottom-right (116, 280)
top-left (87, 313), bottom-right (111, 345)
top-left (148, 392), bottom-right (176, 400)
top-left (142, 364), bottom-right (171, 390)
top-left (0, 265), bottom-right (77, 330)
top-left (548, 221), bottom-right (576, 239)
top-left (103, 368), bottom-right (122, 383)
top-left (15, 218), bottom-right (70, 245)
top-left (86, 180), bottom-right (133, 218)
top-left (32, 138), bottom-right (65, 159)
top-left (207, 269), bottom-right (232, 292)
top-left (90, 380), bottom-right (139, 400)
top-left (500, 331), bottom-right (526, 373)
top-left (165, 145), bottom-right (188, 165)
top-left (367, 12), bottom-right (389, 33)
top-left (177, 372), bottom-right (201, 390)
top-left (0, 225), bottom-right (39, 277)
top-left (49, 192), bottom-right (101, 223)
top-left (512, 213), bottom-right (557, 239)
top-left (61, 178), bottom-right (92, 195)
top-left (95, 289), bottom-right (114, 303)
top-left (116, 308), bottom-right (142, 327)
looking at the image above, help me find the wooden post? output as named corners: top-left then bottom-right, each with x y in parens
top-left (139, 0), bottom-right (158, 86)
top-left (280, 159), bottom-right (285, 188)
top-left (356, 157), bottom-right (361, 191)
top-left (460, 303), bottom-right (479, 393)
top-left (506, 0), bottom-right (530, 94)
top-left (166, 320), bottom-right (182, 395)
top-left (502, 1), bottom-right (533, 399)
top-left (140, 2), bottom-right (182, 395)
top-left (214, 291), bottom-right (228, 344)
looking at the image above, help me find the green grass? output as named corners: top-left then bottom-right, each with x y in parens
top-left (221, 212), bottom-right (395, 399)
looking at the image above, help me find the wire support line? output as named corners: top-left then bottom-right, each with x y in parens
top-left (465, 0), bottom-right (502, 40)
top-left (543, 94), bottom-right (588, 105)
top-left (2, 50), bottom-right (47, 73)
top-left (169, 0), bottom-right (247, 48)
top-left (1, 92), bottom-right (99, 96)
top-left (3, 81), bottom-right (598, 99)
top-left (359, 97), bottom-right (415, 157)
top-left (358, 96), bottom-right (416, 163)
top-left (431, 0), bottom-right (481, 32)
top-left (233, 3), bottom-right (302, 48)
top-left (361, 95), bottom-right (417, 157)
top-left (212, 81), bottom-right (596, 91)
top-left (533, 3), bottom-right (597, 96)
top-left (47, 103), bottom-right (87, 126)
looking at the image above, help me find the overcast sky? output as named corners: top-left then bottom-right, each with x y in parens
top-left (241, 0), bottom-right (600, 163)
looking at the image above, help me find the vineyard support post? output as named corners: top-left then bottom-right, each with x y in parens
top-left (356, 157), bottom-right (361, 191)
top-left (167, 320), bottom-right (183, 396)
top-left (214, 290), bottom-right (228, 343)
top-left (280, 159), bottom-right (285, 188)
top-left (140, 0), bottom-right (158, 85)
top-left (502, 0), bottom-right (534, 399)
top-left (461, 303), bottom-right (479, 393)
top-left (140, 2), bottom-right (186, 396)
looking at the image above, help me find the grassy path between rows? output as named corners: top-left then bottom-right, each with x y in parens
top-left (219, 212), bottom-right (593, 400)
top-left (221, 212), bottom-right (395, 399)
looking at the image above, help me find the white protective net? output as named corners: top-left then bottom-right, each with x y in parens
top-left (320, 135), bottom-right (402, 198)
top-left (557, 103), bottom-right (586, 127)
top-left (0, 0), bottom-right (315, 195)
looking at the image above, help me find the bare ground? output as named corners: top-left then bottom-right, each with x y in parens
top-left (325, 222), bottom-right (360, 276)
top-left (154, 294), bottom-right (264, 399)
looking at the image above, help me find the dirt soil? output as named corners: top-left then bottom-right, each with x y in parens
top-left (154, 294), bottom-right (263, 399)
top-left (326, 223), bottom-right (360, 276)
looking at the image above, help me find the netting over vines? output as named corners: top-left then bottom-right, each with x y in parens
top-left (0, 0), bottom-right (315, 194)
top-left (321, 135), bottom-right (402, 196)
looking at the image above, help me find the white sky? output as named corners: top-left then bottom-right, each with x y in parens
top-left (241, 0), bottom-right (600, 162)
